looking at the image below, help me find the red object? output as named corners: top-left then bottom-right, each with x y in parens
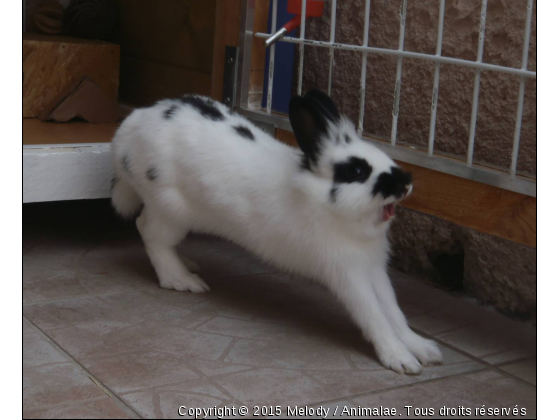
top-left (283, 15), bottom-right (302, 33)
top-left (282, 1), bottom-right (324, 34)
top-left (287, 0), bottom-right (324, 17)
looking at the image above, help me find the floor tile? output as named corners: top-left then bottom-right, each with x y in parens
top-left (392, 271), bottom-right (536, 365)
top-left (23, 316), bottom-right (35, 334)
top-left (24, 296), bottom-right (135, 333)
top-left (499, 358), bottom-right (536, 386)
top-left (121, 378), bottom-right (236, 419)
top-left (352, 369), bottom-right (536, 418)
top-left (224, 338), bottom-right (354, 371)
top-left (23, 331), bottom-right (69, 368)
top-left (23, 207), bottom-right (537, 417)
top-left (23, 363), bottom-right (107, 410)
top-left (82, 351), bottom-right (200, 394)
top-left (22, 397), bottom-right (136, 419)
top-left (213, 368), bottom-right (338, 407)
top-left (308, 346), bottom-right (484, 398)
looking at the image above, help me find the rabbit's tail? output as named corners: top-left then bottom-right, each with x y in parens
top-left (111, 176), bottom-right (142, 218)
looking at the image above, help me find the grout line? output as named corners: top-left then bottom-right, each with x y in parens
top-left (310, 367), bottom-right (492, 409)
top-left (23, 315), bottom-right (143, 419)
top-left (217, 338), bottom-right (239, 363)
top-left (418, 331), bottom-right (537, 389)
top-left (22, 285), bottom-right (160, 307)
top-left (494, 355), bottom-right (536, 368)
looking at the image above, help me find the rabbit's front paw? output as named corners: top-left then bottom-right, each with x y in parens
top-left (376, 342), bottom-right (422, 375)
top-left (401, 333), bottom-right (443, 366)
top-left (159, 272), bottom-right (209, 293)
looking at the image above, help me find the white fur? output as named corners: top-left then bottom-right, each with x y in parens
top-left (111, 95), bottom-right (442, 374)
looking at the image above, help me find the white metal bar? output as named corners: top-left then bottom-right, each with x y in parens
top-left (390, 0), bottom-right (408, 145)
top-left (327, 0), bottom-right (337, 96)
top-left (266, 0), bottom-right (278, 113)
top-left (297, 0), bottom-right (307, 95)
top-left (358, 0), bottom-right (371, 136)
top-left (510, 0), bottom-right (534, 178)
top-left (253, 32), bottom-right (536, 78)
top-left (428, 0), bottom-right (445, 156)
top-left (237, 108), bottom-right (536, 197)
top-left (466, 0), bottom-right (488, 166)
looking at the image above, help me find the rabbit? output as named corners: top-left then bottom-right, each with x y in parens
top-left (111, 90), bottom-right (443, 374)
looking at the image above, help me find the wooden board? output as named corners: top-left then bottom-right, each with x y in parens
top-left (23, 118), bottom-right (118, 145)
top-left (274, 128), bottom-right (536, 247)
top-left (23, 34), bottom-right (120, 117)
top-left (117, 0), bottom-right (216, 75)
top-left (117, 1), bottom-right (216, 105)
top-left (23, 143), bottom-right (113, 203)
top-left (119, 57), bottom-right (212, 106)
top-left (211, 0), bottom-right (242, 101)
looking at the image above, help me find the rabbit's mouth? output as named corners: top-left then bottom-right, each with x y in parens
top-left (381, 203), bottom-right (396, 222)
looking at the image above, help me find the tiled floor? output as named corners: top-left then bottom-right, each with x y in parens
top-left (23, 201), bottom-right (536, 419)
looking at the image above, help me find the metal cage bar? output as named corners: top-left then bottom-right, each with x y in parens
top-left (297, 0), bottom-right (308, 95)
top-left (266, 0), bottom-right (279, 113)
top-left (358, 0), bottom-right (371, 136)
top-left (510, 0), bottom-right (534, 178)
top-left (390, 0), bottom-right (408, 145)
top-left (327, 0), bottom-right (337, 96)
top-left (240, 1), bottom-right (536, 197)
top-left (428, 0), bottom-right (446, 156)
top-left (466, 0), bottom-right (488, 167)
top-left (253, 33), bottom-right (536, 78)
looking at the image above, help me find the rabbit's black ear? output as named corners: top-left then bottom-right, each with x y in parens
top-left (305, 90), bottom-right (340, 123)
top-left (289, 90), bottom-right (340, 165)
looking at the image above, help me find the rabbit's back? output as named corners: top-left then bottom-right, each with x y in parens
top-left (112, 96), bottom-right (301, 233)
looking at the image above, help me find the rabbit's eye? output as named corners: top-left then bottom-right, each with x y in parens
top-left (333, 157), bottom-right (373, 184)
top-left (352, 167), bottom-right (362, 178)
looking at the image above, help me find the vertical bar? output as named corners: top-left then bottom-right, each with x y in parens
top-left (466, 0), bottom-right (488, 166)
top-left (357, 0), bottom-right (371, 136)
top-left (390, 0), bottom-right (408, 145)
top-left (236, 0), bottom-right (256, 109)
top-left (327, 0), bottom-right (338, 96)
top-left (510, 0), bottom-right (534, 177)
top-left (428, 0), bottom-right (446, 156)
top-left (297, 0), bottom-right (308, 95)
top-left (266, 0), bottom-right (279, 113)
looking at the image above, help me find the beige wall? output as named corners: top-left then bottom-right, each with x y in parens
top-left (301, 0), bottom-right (536, 176)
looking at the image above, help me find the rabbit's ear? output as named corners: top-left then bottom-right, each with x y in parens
top-left (289, 90), bottom-right (340, 165)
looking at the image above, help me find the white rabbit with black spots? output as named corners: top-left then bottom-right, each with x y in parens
top-left (111, 90), bottom-right (443, 374)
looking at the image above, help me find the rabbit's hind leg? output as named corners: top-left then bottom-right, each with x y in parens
top-left (136, 201), bottom-right (209, 293)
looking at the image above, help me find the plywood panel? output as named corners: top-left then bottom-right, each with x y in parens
top-left (119, 57), bottom-right (212, 106)
top-left (117, 0), bottom-right (216, 75)
top-left (274, 128), bottom-right (536, 247)
top-left (23, 118), bottom-right (118, 145)
top-left (23, 34), bottom-right (120, 117)
top-left (398, 162), bottom-right (536, 248)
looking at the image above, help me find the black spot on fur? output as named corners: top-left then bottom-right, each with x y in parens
top-left (164, 105), bottom-right (178, 119)
top-left (180, 95), bottom-right (224, 121)
top-left (344, 134), bottom-right (352, 144)
top-left (146, 167), bottom-right (157, 181)
top-left (121, 155), bottom-right (130, 173)
top-left (330, 186), bottom-right (338, 203)
top-left (110, 177), bottom-right (117, 190)
top-left (373, 167), bottom-right (412, 199)
top-left (333, 157), bottom-right (372, 184)
top-left (233, 125), bottom-right (255, 141)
